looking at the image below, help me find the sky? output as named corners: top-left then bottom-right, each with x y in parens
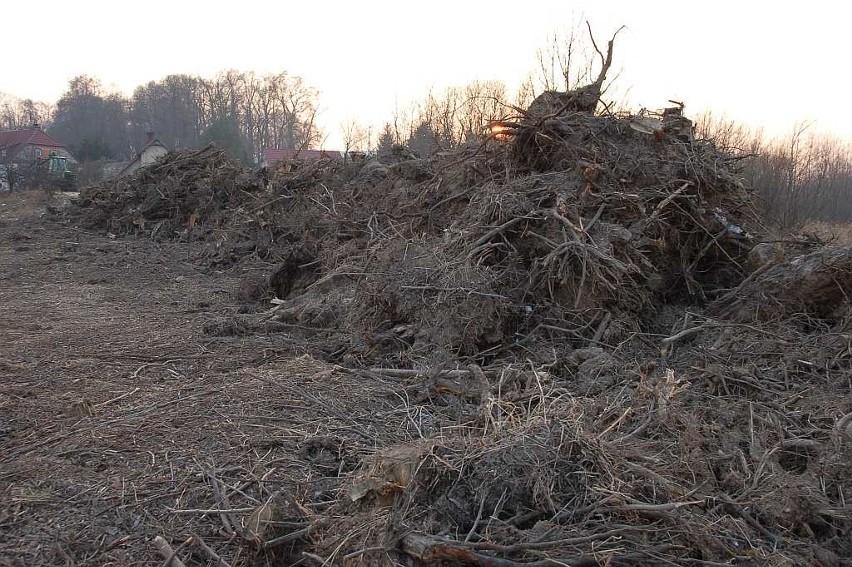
top-left (3, 0), bottom-right (851, 148)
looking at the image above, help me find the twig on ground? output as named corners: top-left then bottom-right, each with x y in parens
top-left (191, 533), bottom-right (232, 567)
top-left (263, 526), bottom-right (313, 549)
top-left (151, 536), bottom-right (190, 567)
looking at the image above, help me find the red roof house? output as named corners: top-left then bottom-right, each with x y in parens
top-left (0, 126), bottom-right (73, 165)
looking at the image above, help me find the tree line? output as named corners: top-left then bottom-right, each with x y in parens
top-left (696, 114), bottom-right (852, 226)
top-left (337, 80), bottom-right (523, 160)
top-left (1, 72), bottom-right (533, 170)
top-left (367, 27), bottom-right (618, 156)
top-left (0, 96), bottom-right (53, 131)
top-left (2, 27), bottom-right (602, 165)
top-left (2, 70), bottom-right (323, 164)
top-left (2, 24), bottom-right (610, 164)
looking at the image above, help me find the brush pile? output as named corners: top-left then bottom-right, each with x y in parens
top-left (75, 144), bottom-right (260, 239)
top-left (196, 110), bottom-right (753, 366)
top-left (69, 105), bottom-right (852, 566)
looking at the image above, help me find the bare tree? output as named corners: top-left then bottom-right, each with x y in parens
top-left (50, 75), bottom-right (131, 160)
top-left (695, 111), bottom-right (763, 154)
top-left (340, 119), bottom-right (367, 160)
top-left (0, 94), bottom-right (53, 130)
top-left (534, 25), bottom-right (586, 92)
top-left (397, 80), bottom-right (514, 153)
top-left (710, 120), bottom-right (852, 227)
top-left (460, 80), bottom-right (510, 141)
top-left (533, 22), bottom-right (612, 93)
top-left (130, 74), bottom-right (205, 151)
top-left (515, 75), bottom-right (537, 110)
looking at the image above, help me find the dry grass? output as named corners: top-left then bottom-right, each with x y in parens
top-left (803, 220), bottom-right (852, 245)
top-left (0, 189), bottom-right (50, 223)
top-left (0, 208), bottom-right (414, 566)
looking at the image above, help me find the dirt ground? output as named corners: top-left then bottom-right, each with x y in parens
top-left (0, 192), bottom-right (414, 566)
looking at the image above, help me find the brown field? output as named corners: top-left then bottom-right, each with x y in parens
top-left (0, 190), bottom-right (408, 566)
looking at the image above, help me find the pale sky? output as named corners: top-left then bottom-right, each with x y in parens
top-left (3, 0), bottom-right (851, 148)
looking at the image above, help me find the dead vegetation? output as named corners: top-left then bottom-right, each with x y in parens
top-left (10, 92), bottom-right (851, 566)
top-left (75, 106), bottom-right (756, 367)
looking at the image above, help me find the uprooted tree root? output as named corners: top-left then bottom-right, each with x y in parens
top-left (711, 244), bottom-right (852, 322)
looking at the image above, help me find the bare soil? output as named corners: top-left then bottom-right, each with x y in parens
top-left (0, 192), bottom-right (408, 566)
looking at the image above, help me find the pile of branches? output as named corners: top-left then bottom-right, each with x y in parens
top-left (72, 108), bottom-right (754, 361)
top-left (198, 234), bottom-right (847, 567)
top-left (71, 108), bottom-right (757, 365)
top-left (68, 105), bottom-right (852, 566)
top-left (73, 145), bottom-right (263, 239)
top-left (165, 345), bottom-right (849, 566)
top-left (300, 360), bottom-right (851, 566)
top-left (195, 109), bottom-right (755, 368)
top-left (197, 245), bottom-right (852, 564)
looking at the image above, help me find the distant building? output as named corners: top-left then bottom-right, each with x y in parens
top-left (0, 125), bottom-right (74, 167)
top-left (0, 125), bottom-right (76, 190)
top-left (119, 132), bottom-right (169, 176)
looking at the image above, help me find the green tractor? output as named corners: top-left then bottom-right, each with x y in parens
top-left (34, 152), bottom-right (78, 192)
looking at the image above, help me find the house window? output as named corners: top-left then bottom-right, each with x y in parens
top-left (33, 148), bottom-right (43, 157)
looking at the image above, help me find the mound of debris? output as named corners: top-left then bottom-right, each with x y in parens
top-left (209, 108), bottom-right (753, 369)
top-left (74, 144), bottom-right (262, 239)
top-left (71, 103), bottom-right (851, 566)
top-left (300, 359), bottom-right (851, 567)
top-left (73, 105), bottom-right (757, 370)
top-left (73, 103), bottom-right (756, 369)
